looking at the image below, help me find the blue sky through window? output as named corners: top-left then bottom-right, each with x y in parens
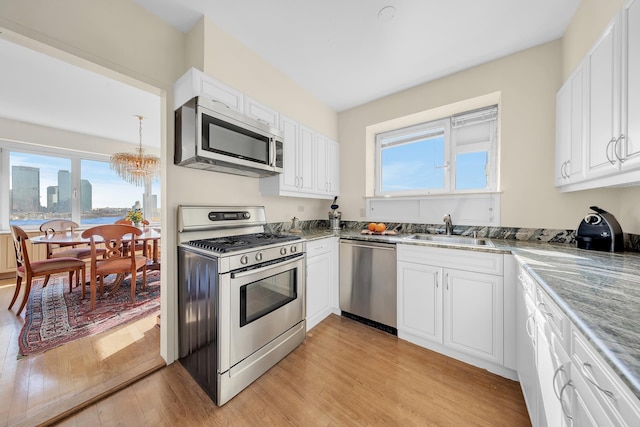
top-left (381, 136), bottom-right (445, 192)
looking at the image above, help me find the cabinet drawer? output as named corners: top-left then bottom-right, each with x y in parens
top-left (398, 244), bottom-right (503, 275)
top-left (306, 238), bottom-right (332, 258)
top-left (535, 286), bottom-right (568, 346)
top-left (571, 328), bottom-right (640, 426)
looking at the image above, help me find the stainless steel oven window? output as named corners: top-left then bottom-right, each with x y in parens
top-left (240, 269), bottom-right (297, 327)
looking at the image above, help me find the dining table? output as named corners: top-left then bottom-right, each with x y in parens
top-left (30, 227), bottom-right (162, 271)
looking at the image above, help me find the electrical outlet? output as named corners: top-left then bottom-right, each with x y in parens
top-left (360, 208), bottom-right (365, 217)
top-left (297, 205), bottom-right (304, 212)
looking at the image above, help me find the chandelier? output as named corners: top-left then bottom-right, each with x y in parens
top-left (110, 115), bottom-right (160, 187)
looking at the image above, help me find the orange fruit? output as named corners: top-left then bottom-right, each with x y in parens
top-left (375, 223), bottom-right (387, 233)
top-left (368, 222), bottom-right (377, 231)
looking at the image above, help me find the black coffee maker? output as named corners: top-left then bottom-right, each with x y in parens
top-left (575, 206), bottom-right (623, 252)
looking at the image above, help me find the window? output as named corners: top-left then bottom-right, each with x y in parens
top-left (375, 105), bottom-right (498, 196)
top-left (1, 145), bottom-right (160, 230)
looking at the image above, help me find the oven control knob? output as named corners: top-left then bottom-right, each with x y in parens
top-left (255, 252), bottom-right (263, 261)
top-left (240, 255), bottom-right (249, 265)
top-left (280, 247), bottom-right (287, 255)
top-left (290, 245), bottom-right (297, 253)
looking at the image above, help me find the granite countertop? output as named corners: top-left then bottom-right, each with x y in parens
top-left (295, 228), bottom-right (640, 400)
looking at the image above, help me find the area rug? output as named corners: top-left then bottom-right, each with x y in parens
top-left (19, 270), bottom-right (160, 357)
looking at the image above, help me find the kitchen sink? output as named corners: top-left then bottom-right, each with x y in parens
top-left (403, 234), bottom-right (494, 247)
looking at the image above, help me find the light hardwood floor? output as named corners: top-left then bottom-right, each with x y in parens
top-left (57, 314), bottom-right (532, 426)
top-left (0, 277), bottom-right (164, 427)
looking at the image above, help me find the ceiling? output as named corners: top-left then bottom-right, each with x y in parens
top-left (134, 0), bottom-right (581, 112)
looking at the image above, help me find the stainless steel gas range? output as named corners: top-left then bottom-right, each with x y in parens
top-left (177, 205), bottom-right (306, 406)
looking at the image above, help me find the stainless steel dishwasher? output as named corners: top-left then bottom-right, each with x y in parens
top-left (339, 239), bottom-right (397, 333)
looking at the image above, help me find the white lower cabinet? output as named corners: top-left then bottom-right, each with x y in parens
top-left (397, 262), bottom-right (442, 343)
top-left (397, 244), bottom-right (512, 376)
top-left (516, 271), bottom-right (541, 426)
top-left (305, 237), bottom-right (339, 331)
top-left (516, 267), bottom-right (640, 427)
top-left (444, 268), bottom-right (503, 364)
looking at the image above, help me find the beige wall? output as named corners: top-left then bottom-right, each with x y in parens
top-left (338, 39), bottom-right (620, 230)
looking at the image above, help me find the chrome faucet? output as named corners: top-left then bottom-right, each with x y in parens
top-left (443, 214), bottom-right (453, 235)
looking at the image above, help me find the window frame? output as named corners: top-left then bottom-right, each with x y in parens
top-left (0, 141), bottom-right (158, 231)
top-left (374, 105), bottom-right (498, 197)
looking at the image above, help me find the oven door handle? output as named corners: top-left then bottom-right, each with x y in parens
top-left (230, 255), bottom-right (303, 279)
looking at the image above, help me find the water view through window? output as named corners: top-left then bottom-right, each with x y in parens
top-left (9, 152), bottom-right (160, 228)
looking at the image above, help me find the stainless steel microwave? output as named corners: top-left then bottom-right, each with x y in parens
top-left (175, 96), bottom-right (284, 177)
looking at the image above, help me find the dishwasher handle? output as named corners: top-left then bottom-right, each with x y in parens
top-left (339, 240), bottom-right (396, 251)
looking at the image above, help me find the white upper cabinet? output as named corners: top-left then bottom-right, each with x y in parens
top-left (620, 0), bottom-right (640, 170)
top-left (314, 135), bottom-right (340, 196)
top-left (173, 68), bottom-right (244, 113)
top-left (558, 0), bottom-right (640, 191)
top-left (586, 15), bottom-right (622, 179)
top-left (297, 124), bottom-right (316, 193)
top-left (555, 64), bottom-right (586, 186)
top-left (278, 115), bottom-right (300, 192)
top-left (173, 68), bottom-right (340, 196)
top-left (260, 117), bottom-right (339, 200)
top-left (244, 96), bottom-right (280, 128)
top-left (327, 140), bottom-right (339, 195)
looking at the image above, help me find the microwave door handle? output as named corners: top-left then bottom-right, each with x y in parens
top-left (269, 138), bottom-right (275, 167)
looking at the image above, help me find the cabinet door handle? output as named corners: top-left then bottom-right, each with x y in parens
top-left (559, 380), bottom-right (574, 422)
top-left (537, 302), bottom-right (554, 318)
top-left (582, 362), bottom-right (615, 400)
top-left (564, 160), bottom-right (571, 178)
top-left (614, 134), bottom-right (626, 163)
top-left (445, 273), bottom-right (449, 290)
top-left (435, 271), bottom-right (439, 288)
top-left (525, 312), bottom-right (535, 339)
top-left (606, 136), bottom-right (617, 164)
top-left (553, 365), bottom-right (566, 400)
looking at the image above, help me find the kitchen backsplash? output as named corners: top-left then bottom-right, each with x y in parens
top-left (266, 220), bottom-right (640, 252)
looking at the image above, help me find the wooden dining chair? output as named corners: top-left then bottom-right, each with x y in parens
top-left (81, 224), bottom-right (148, 311)
top-left (39, 219), bottom-right (105, 285)
top-left (114, 218), bottom-right (151, 256)
top-left (8, 225), bottom-right (86, 316)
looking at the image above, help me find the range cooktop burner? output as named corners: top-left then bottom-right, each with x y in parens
top-left (188, 233), bottom-right (301, 253)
